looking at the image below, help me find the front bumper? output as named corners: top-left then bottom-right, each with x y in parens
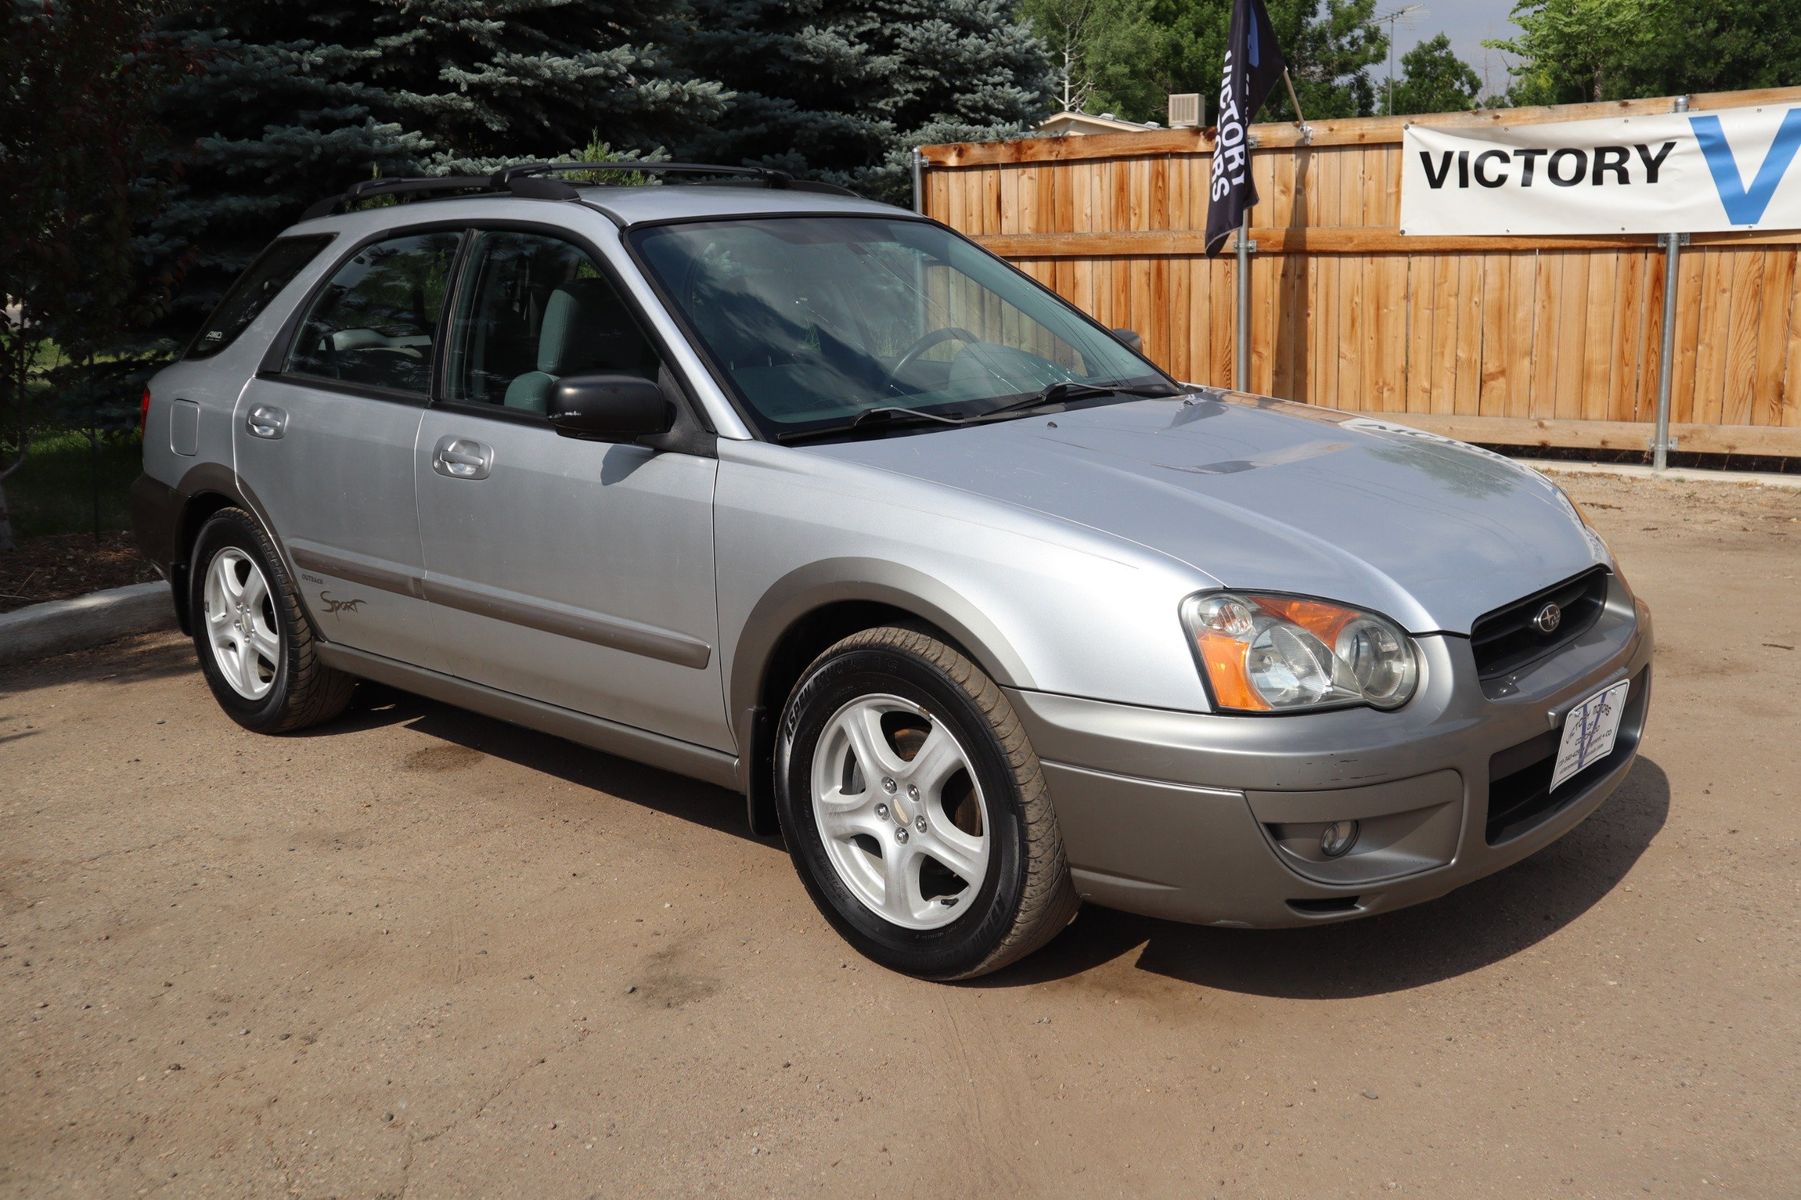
top-left (1009, 582), bottom-right (1654, 927)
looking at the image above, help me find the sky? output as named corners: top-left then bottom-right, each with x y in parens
top-left (1384, 1), bottom-right (1524, 100)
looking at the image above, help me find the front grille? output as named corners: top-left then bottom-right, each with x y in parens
top-left (1469, 568), bottom-right (1610, 680)
top-left (1484, 667), bottom-right (1649, 844)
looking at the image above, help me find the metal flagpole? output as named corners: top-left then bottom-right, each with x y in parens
top-left (1652, 95), bottom-right (1689, 472)
top-left (1235, 206), bottom-right (1252, 390)
top-left (1237, 71), bottom-right (1313, 392)
top-left (910, 147), bottom-right (925, 215)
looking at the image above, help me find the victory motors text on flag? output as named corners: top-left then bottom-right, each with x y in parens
top-left (1400, 104), bottom-right (1801, 237)
top-left (1203, 0), bottom-right (1286, 256)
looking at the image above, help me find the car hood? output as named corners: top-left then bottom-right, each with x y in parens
top-left (801, 392), bottom-right (1609, 634)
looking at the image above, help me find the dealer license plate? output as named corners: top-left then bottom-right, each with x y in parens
top-left (1550, 680), bottom-right (1631, 792)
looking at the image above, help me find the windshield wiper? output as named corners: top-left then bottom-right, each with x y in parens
top-left (773, 405), bottom-right (969, 445)
top-left (977, 380), bottom-right (1183, 421)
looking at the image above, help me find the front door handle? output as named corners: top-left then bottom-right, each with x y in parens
top-left (431, 435), bottom-right (494, 480)
top-left (246, 404), bottom-right (288, 440)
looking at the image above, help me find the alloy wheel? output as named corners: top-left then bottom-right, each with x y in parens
top-left (203, 547), bottom-right (280, 701)
top-left (809, 693), bottom-right (990, 930)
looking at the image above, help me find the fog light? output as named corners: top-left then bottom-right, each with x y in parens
top-left (1320, 819), bottom-right (1360, 858)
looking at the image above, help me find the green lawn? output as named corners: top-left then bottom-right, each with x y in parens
top-left (4, 429), bottom-right (142, 538)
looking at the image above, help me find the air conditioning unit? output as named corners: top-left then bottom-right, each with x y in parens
top-left (1168, 93), bottom-right (1201, 128)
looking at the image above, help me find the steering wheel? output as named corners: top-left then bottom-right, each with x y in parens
top-left (886, 326), bottom-right (982, 385)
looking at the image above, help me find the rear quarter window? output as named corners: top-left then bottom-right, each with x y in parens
top-left (185, 234), bottom-right (336, 360)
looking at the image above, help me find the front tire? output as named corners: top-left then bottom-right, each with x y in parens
top-left (188, 508), bottom-right (354, 734)
top-left (775, 626), bottom-right (1078, 979)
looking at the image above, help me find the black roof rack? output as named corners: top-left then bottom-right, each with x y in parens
top-left (299, 175), bottom-right (494, 221)
top-left (302, 161), bottom-right (860, 220)
top-left (494, 160), bottom-right (795, 188)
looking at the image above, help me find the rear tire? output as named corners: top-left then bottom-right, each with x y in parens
top-left (775, 625), bottom-right (1078, 980)
top-left (188, 508), bottom-right (354, 734)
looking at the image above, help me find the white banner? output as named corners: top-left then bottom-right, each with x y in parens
top-left (1400, 103), bottom-right (1801, 236)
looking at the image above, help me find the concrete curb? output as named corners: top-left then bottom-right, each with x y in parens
top-left (0, 582), bottom-right (176, 668)
top-left (1522, 459), bottom-right (1801, 490)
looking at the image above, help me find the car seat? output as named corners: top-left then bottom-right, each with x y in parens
top-left (504, 279), bottom-right (657, 415)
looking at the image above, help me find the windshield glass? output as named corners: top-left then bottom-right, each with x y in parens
top-left (630, 216), bottom-right (1171, 438)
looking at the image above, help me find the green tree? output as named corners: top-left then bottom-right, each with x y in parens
top-left (1084, 0), bottom-right (1220, 122)
top-left (368, 0), bottom-right (727, 171)
top-left (1493, 0), bottom-right (1801, 106)
top-left (146, 3), bottom-right (429, 340)
top-left (1388, 32), bottom-right (1482, 114)
top-left (1084, 0), bottom-right (1387, 126)
top-left (1, 0), bottom-right (182, 551)
top-left (1021, 0), bottom-right (1098, 112)
top-left (1273, 0), bottom-right (1387, 121)
top-left (676, 1), bottom-right (1053, 202)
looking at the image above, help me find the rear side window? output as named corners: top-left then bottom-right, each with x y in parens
top-left (285, 231), bottom-right (463, 394)
top-left (185, 235), bottom-right (334, 360)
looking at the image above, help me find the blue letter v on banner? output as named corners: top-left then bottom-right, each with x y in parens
top-left (1691, 109), bottom-right (1801, 225)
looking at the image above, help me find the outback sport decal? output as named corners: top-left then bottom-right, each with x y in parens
top-left (319, 590), bottom-right (367, 614)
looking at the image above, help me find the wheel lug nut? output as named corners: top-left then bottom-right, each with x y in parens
top-left (907, 785), bottom-right (919, 800)
top-left (881, 778), bottom-right (897, 794)
top-left (914, 816), bottom-right (927, 833)
top-left (894, 828), bottom-right (909, 844)
top-left (875, 803), bottom-right (889, 820)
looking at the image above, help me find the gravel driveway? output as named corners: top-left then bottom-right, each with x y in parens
top-left (3, 471), bottom-right (1797, 1199)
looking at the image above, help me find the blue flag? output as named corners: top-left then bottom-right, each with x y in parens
top-left (1205, 0), bottom-right (1287, 255)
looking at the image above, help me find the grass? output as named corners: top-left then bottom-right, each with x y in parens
top-left (3, 429), bottom-right (142, 538)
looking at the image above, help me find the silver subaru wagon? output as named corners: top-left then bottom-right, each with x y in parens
top-left (132, 163), bottom-right (1653, 979)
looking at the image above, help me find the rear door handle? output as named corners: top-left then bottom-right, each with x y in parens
top-left (246, 404), bottom-right (288, 440)
top-left (432, 435), bottom-right (494, 480)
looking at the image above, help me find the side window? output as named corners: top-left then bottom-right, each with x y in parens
top-left (285, 231), bottom-right (462, 394)
top-left (186, 234), bottom-right (335, 360)
top-left (445, 230), bottom-right (662, 415)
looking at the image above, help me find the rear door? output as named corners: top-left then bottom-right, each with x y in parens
top-left (412, 226), bottom-right (726, 749)
top-left (235, 227), bottom-right (463, 666)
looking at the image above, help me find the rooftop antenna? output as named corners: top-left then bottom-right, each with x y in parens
top-left (1373, 4), bottom-right (1426, 116)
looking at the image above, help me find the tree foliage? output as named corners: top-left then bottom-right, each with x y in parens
top-left (147, 3), bottom-right (429, 337)
top-left (1493, 0), bottom-right (1801, 106)
top-left (1021, 0), bottom-right (1098, 113)
top-left (1073, 0), bottom-right (1387, 126)
top-left (1388, 32), bottom-right (1482, 115)
top-left (0, 0), bottom-right (183, 548)
top-left (368, 0), bottom-right (727, 171)
top-left (676, 1), bottom-right (1052, 202)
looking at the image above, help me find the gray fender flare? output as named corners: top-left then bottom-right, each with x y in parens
top-left (728, 557), bottom-right (1038, 814)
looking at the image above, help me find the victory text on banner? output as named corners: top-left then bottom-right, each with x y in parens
top-left (1400, 103), bottom-right (1801, 237)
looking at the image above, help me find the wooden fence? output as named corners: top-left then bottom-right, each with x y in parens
top-left (918, 88), bottom-right (1801, 458)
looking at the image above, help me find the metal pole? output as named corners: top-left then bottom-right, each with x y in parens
top-left (910, 147), bottom-right (925, 215)
top-left (1652, 95), bottom-right (1689, 471)
top-left (1235, 209), bottom-right (1252, 391)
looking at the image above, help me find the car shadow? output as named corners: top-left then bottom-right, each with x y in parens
top-left (320, 683), bottom-right (773, 848)
top-left (985, 756), bottom-right (1671, 998)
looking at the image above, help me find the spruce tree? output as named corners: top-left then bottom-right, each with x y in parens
top-left (368, 0), bottom-right (728, 170)
top-left (679, 1), bottom-right (1053, 202)
top-left (147, 3), bottom-right (428, 338)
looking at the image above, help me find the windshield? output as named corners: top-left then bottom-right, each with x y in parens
top-left (629, 216), bottom-right (1172, 439)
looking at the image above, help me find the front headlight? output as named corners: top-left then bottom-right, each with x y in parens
top-left (1180, 592), bottom-right (1420, 713)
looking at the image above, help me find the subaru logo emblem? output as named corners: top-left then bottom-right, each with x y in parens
top-left (1534, 602), bottom-right (1563, 634)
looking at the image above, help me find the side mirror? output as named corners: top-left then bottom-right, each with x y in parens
top-left (549, 373), bottom-right (674, 443)
top-left (1112, 328), bottom-right (1144, 353)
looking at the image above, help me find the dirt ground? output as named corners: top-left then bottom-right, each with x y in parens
top-left (2, 471), bottom-right (1797, 1199)
top-left (0, 532), bottom-right (159, 613)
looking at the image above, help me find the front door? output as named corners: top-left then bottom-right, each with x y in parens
top-left (235, 228), bottom-right (462, 666)
top-left (413, 227), bottom-right (726, 750)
